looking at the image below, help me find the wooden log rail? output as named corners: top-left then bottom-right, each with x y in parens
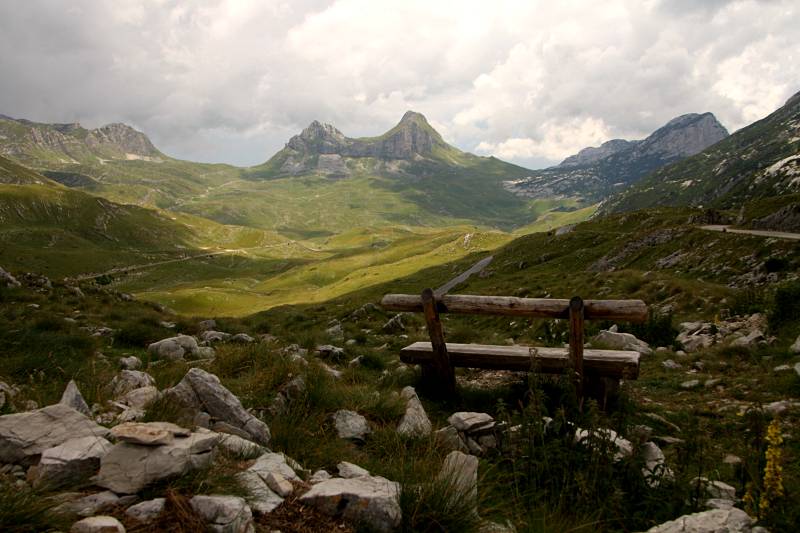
top-left (381, 294), bottom-right (647, 322)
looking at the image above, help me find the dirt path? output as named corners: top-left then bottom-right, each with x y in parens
top-left (75, 250), bottom-right (238, 281)
top-left (700, 225), bottom-right (800, 241)
top-left (435, 255), bottom-right (493, 297)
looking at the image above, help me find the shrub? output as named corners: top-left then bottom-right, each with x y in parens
top-left (624, 311), bottom-right (678, 348)
top-left (768, 281), bottom-right (800, 331)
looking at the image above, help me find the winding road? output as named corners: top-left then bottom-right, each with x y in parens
top-left (700, 225), bottom-right (800, 241)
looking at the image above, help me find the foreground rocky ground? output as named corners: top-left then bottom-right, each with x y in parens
top-left (0, 266), bottom-right (798, 532)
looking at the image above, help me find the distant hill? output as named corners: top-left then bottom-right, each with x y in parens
top-left (602, 90), bottom-right (800, 214)
top-left (504, 113), bottom-right (728, 201)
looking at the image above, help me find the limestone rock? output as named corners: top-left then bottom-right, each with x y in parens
top-left (436, 426), bottom-right (469, 453)
top-left (147, 335), bottom-right (199, 361)
top-left (299, 475), bottom-right (401, 533)
top-left (125, 498), bottom-right (165, 523)
top-left (790, 335), bottom-right (800, 354)
top-left (162, 368), bottom-right (270, 446)
top-left (448, 412), bottom-right (494, 433)
top-left (593, 330), bottom-right (653, 355)
top-left (56, 491), bottom-right (134, 518)
top-left (189, 495), bottom-right (254, 533)
top-left (110, 370), bottom-right (155, 397)
top-left (338, 461), bottom-right (370, 478)
top-left (644, 508), bottom-right (755, 533)
top-left (575, 427), bottom-right (633, 461)
top-left (692, 477), bottom-right (736, 502)
top-left (200, 330), bottom-right (232, 343)
top-left (110, 422), bottom-right (188, 446)
top-left (764, 399), bottom-right (800, 416)
top-left (397, 386), bottom-right (431, 437)
top-left (235, 470), bottom-right (284, 514)
top-left (265, 472), bottom-right (294, 497)
top-left (96, 430), bottom-right (220, 493)
top-left (118, 356), bottom-right (142, 370)
top-left (34, 435), bottom-right (112, 489)
top-left (332, 410), bottom-right (371, 441)
top-left (117, 387), bottom-right (157, 412)
top-left (730, 330), bottom-right (765, 349)
top-left (382, 314), bottom-right (406, 333)
top-left (70, 515), bottom-right (126, 533)
top-left (310, 469), bottom-right (331, 483)
top-left (661, 359), bottom-right (681, 370)
top-left (438, 451), bottom-right (478, 512)
top-left (231, 333), bottom-right (255, 343)
top-left (0, 266), bottom-right (21, 288)
top-left (198, 319), bottom-right (217, 331)
top-left (681, 379), bottom-right (701, 389)
top-left (248, 452), bottom-right (300, 482)
top-left (0, 404), bottom-right (110, 465)
top-left (60, 380), bottom-right (91, 416)
top-left (218, 433), bottom-right (265, 458)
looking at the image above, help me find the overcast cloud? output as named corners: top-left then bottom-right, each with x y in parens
top-left (0, 0), bottom-right (798, 168)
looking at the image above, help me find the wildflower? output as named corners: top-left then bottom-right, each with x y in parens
top-left (758, 418), bottom-right (784, 519)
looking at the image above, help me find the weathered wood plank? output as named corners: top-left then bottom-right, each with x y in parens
top-left (569, 296), bottom-right (585, 404)
top-left (421, 288), bottom-right (455, 397)
top-left (381, 294), bottom-right (647, 322)
top-left (399, 342), bottom-right (640, 379)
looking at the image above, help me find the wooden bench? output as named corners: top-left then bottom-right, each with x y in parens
top-left (381, 289), bottom-right (647, 404)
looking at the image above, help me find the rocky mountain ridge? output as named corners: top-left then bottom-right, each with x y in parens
top-left (255, 111), bottom-right (459, 178)
top-left (602, 89), bottom-right (800, 214)
top-left (504, 112), bottom-right (729, 201)
top-left (0, 115), bottom-right (163, 166)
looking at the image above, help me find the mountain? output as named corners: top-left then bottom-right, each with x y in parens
top-left (602, 90), bottom-right (800, 214)
top-left (503, 113), bottom-right (729, 201)
top-left (249, 111), bottom-right (476, 180)
top-left (0, 115), bottom-right (163, 165)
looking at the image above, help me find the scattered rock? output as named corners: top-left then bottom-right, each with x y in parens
top-left (125, 498), bottom-right (165, 523)
top-left (332, 410), bottom-right (371, 441)
top-left (790, 335), bottom-right (800, 354)
top-left (218, 433), bottom-right (265, 458)
top-left (299, 474), bottom-right (401, 533)
top-left (0, 266), bottom-right (21, 288)
top-left (448, 412), bottom-right (494, 433)
top-left (201, 330), bottom-right (232, 344)
top-left (438, 450), bottom-right (478, 513)
top-left (310, 469), bottom-right (331, 483)
top-left (118, 356), bottom-right (142, 370)
top-left (692, 477), bottom-right (736, 502)
top-left (764, 399), bottom-right (800, 416)
top-left (316, 344), bottom-right (345, 360)
top-left (729, 330), bottom-right (765, 349)
top-left (56, 490), bottom-right (133, 518)
top-left (34, 435), bottom-right (112, 489)
top-left (189, 495), bottom-right (255, 533)
top-left (641, 442), bottom-right (672, 486)
top-left (575, 428), bottom-right (633, 460)
top-left (110, 370), bottom-right (156, 397)
top-left (318, 362), bottom-right (342, 380)
top-left (397, 386), bottom-right (432, 438)
top-left (248, 452), bottom-right (300, 483)
top-left (163, 368), bottom-right (270, 446)
top-left (60, 380), bottom-right (91, 416)
top-left (231, 333), bottom-right (255, 343)
top-left (593, 330), bottom-right (653, 355)
top-left (644, 508), bottom-right (755, 533)
top-left (235, 470), bottom-right (284, 514)
top-left (435, 426), bottom-right (468, 453)
top-left (338, 461), bottom-right (370, 478)
top-left (148, 335), bottom-right (199, 361)
top-left (110, 422), bottom-right (187, 446)
top-left (661, 359), bottom-right (681, 370)
top-left (70, 515), bottom-right (126, 533)
top-left (382, 314), bottom-right (406, 333)
top-left (198, 319), bottom-right (217, 331)
top-left (0, 404), bottom-right (110, 465)
top-left (119, 386), bottom-right (159, 411)
top-left (680, 379), bottom-right (701, 390)
top-left (326, 322), bottom-right (344, 339)
top-left (96, 430), bottom-right (220, 493)
top-left (773, 364), bottom-right (792, 372)
top-left (265, 472), bottom-right (294, 497)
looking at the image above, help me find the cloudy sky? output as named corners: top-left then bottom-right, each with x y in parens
top-left (0, 0), bottom-right (798, 169)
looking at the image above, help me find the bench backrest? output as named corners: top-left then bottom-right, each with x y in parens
top-left (381, 289), bottom-right (647, 400)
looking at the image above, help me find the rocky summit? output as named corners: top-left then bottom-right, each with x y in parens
top-left (504, 112), bottom-right (728, 201)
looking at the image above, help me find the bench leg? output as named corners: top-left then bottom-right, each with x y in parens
top-left (421, 288), bottom-right (456, 398)
top-left (584, 377), bottom-right (620, 410)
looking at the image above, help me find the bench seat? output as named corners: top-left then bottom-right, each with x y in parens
top-left (399, 342), bottom-right (640, 380)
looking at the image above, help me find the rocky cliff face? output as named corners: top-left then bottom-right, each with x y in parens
top-left (0, 116), bottom-right (162, 165)
top-left (603, 89), bottom-right (800, 214)
top-left (504, 112), bottom-right (729, 201)
top-left (268, 111), bottom-right (449, 177)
